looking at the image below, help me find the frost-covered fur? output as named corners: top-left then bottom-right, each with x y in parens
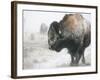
top-left (48, 13), bottom-right (91, 65)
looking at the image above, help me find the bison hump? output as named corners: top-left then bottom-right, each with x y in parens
top-left (63, 13), bottom-right (84, 32)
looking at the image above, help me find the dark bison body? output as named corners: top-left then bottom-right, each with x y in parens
top-left (48, 14), bottom-right (91, 65)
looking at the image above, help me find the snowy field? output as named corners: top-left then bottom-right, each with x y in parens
top-left (23, 32), bottom-right (91, 69)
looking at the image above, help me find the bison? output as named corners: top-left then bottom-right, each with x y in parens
top-left (48, 13), bottom-right (91, 66)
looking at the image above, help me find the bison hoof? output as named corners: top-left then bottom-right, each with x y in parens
top-left (70, 63), bottom-right (79, 66)
top-left (82, 59), bottom-right (85, 64)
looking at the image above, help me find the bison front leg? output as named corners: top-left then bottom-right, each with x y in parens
top-left (82, 52), bottom-right (85, 64)
top-left (74, 48), bottom-right (85, 65)
top-left (70, 53), bottom-right (80, 66)
top-left (74, 53), bottom-right (82, 65)
top-left (78, 47), bottom-right (86, 64)
top-left (70, 54), bottom-right (75, 66)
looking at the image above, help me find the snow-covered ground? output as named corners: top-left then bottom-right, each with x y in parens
top-left (23, 32), bottom-right (91, 69)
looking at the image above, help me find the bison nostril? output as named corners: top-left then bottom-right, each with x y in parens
top-left (49, 45), bottom-right (51, 49)
top-left (49, 46), bottom-right (51, 49)
top-left (49, 45), bottom-right (56, 51)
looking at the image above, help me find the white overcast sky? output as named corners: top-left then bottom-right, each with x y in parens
top-left (23, 10), bottom-right (91, 33)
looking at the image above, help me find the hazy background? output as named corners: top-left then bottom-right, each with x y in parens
top-left (23, 10), bottom-right (91, 33)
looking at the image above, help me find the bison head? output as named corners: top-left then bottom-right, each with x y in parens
top-left (48, 21), bottom-right (64, 52)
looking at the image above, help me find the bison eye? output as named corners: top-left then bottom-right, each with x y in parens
top-left (59, 30), bottom-right (62, 34)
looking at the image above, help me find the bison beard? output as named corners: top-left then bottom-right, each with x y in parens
top-left (48, 13), bottom-right (91, 66)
